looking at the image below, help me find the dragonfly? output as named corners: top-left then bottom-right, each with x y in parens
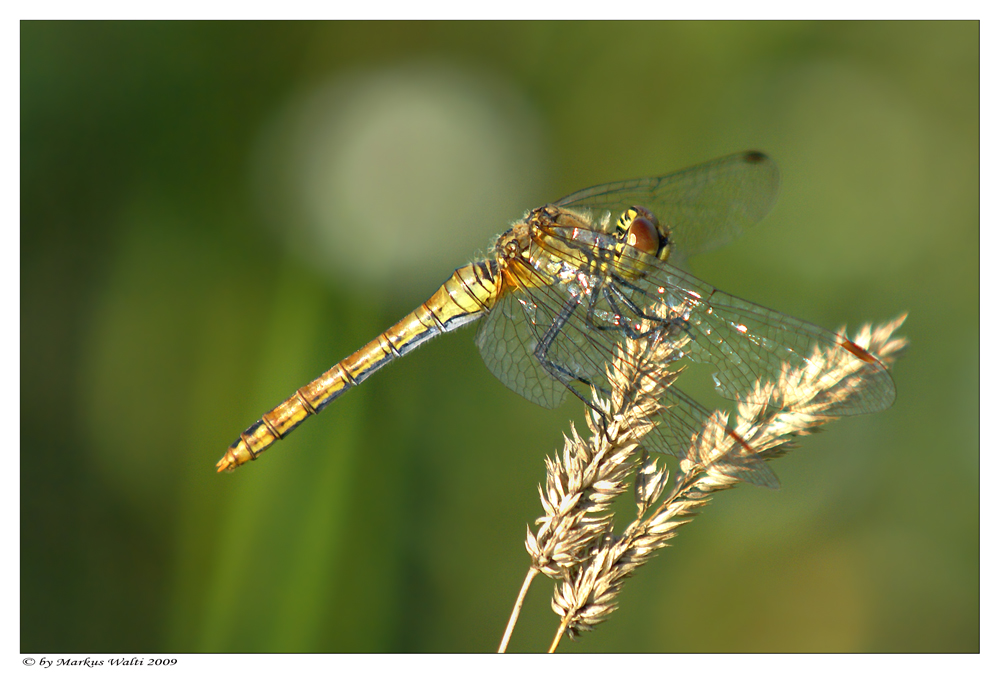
top-left (217, 151), bottom-right (896, 488)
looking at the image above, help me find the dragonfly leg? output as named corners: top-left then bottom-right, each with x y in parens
top-left (605, 277), bottom-right (692, 338)
top-left (532, 297), bottom-right (607, 409)
top-left (532, 286), bottom-right (690, 408)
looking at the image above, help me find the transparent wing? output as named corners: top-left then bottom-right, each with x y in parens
top-left (476, 290), bottom-right (567, 409)
top-left (476, 257), bottom-right (632, 410)
top-left (555, 151), bottom-right (780, 264)
top-left (627, 263), bottom-right (897, 416)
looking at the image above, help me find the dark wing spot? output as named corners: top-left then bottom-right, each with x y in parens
top-left (744, 150), bottom-right (767, 164)
top-left (840, 338), bottom-right (878, 364)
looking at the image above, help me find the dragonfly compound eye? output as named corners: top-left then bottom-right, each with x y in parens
top-left (626, 216), bottom-right (660, 256)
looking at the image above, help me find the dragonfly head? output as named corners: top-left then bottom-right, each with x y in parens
top-left (616, 206), bottom-right (672, 262)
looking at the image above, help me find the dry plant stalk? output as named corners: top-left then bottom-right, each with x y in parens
top-left (498, 312), bottom-right (908, 653)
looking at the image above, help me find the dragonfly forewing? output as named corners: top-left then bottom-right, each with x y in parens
top-left (610, 262), bottom-right (897, 416)
top-left (556, 150), bottom-right (781, 264)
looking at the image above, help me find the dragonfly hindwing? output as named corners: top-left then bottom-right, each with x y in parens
top-left (476, 292), bottom-right (569, 409)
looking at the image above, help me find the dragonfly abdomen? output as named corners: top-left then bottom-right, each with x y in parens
top-left (216, 261), bottom-right (500, 472)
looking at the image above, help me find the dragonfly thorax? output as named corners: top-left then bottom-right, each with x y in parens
top-left (495, 205), bottom-right (678, 293)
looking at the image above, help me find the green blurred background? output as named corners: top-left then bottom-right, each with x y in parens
top-left (21, 21), bottom-right (978, 653)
